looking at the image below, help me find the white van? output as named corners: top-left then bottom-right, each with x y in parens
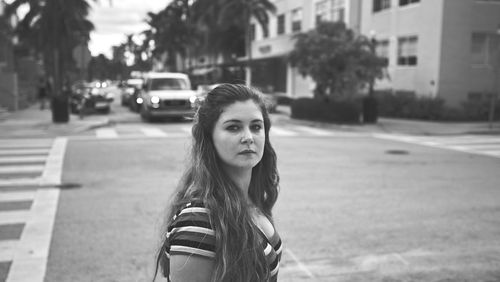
top-left (139, 72), bottom-right (198, 121)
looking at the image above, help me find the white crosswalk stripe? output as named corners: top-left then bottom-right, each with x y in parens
top-left (374, 133), bottom-right (500, 159)
top-left (0, 138), bottom-right (65, 282)
top-left (0, 149), bottom-right (51, 156)
top-left (88, 125), bottom-right (369, 139)
top-left (140, 127), bottom-right (168, 137)
top-left (95, 128), bottom-right (118, 138)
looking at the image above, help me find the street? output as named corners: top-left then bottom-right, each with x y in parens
top-left (1, 101), bottom-right (500, 281)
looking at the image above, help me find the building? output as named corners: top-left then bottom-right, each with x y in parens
top-left (248, 0), bottom-right (362, 97)
top-left (361, 0), bottom-right (500, 107)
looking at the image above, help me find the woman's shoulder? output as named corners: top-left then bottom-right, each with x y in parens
top-left (167, 200), bottom-right (216, 259)
top-left (170, 201), bottom-right (211, 227)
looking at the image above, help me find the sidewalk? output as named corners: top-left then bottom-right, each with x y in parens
top-left (1, 103), bottom-right (499, 138)
top-left (274, 105), bottom-right (500, 136)
top-left (0, 103), bottom-right (110, 138)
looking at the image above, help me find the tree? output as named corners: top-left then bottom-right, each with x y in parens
top-left (215, 0), bottom-right (276, 82)
top-left (5, 0), bottom-right (96, 122)
top-left (289, 21), bottom-right (387, 100)
top-left (145, 0), bottom-right (194, 71)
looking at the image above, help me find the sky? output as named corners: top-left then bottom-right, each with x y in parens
top-left (88, 0), bottom-right (170, 58)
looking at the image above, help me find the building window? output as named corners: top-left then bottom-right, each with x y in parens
top-left (250, 24), bottom-right (256, 41)
top-left (291, 8), bottom-right (302, 32)
top-left (262, 23), bottom-right (269, 39)
top-left (471, 32), bottom-right (499, 66)
top-left (332, 0), bottom-right (345, 22)
top-left (376, 40), bottom-right (390, 64)
top-left (397, 36), bottom-right (418, 66)
top-left (277, 14), bottom-right (285, 35)
top-left (315, 0), bottom-right (329, 25)
top-left (373, 0), bottom-right (391, 12)
top-left (399, 0), bottom-right (420, 6)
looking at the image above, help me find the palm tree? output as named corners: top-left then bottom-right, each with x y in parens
top-left (6, 0), bottom-right (96, 122)
top-left (215, 0), bottom-right (276, 84)
top-left (146, 1), bottom-right (194, 72)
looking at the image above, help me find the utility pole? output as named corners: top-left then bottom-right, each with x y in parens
top-left (488, 24), bottom-right (500, 129)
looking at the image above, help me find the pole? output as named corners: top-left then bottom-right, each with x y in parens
top-left (488, 26), bottom-right (500, 130)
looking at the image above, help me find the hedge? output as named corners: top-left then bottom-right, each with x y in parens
top-left (291, 97), bottom-right (361, 123)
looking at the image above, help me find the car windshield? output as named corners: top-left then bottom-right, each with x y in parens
top-left (150, 78), bottom-right (189, 91)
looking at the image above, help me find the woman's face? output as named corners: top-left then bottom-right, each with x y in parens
top-left (212, 100), bottom-right (265, 172)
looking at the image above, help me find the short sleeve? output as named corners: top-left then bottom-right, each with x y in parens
top-left (166, 202), bottom-right (216, 259)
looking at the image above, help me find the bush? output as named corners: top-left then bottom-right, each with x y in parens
top-left (291, 97), bottom-right (361, 123)
top-left (376, 90), bottom-right (445, 120)
top-left (276, 95), bottom-right (294, 105)
top-left (375, 90), bottom-right (500, 121)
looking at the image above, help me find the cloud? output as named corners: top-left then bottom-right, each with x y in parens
top-left (88, 0), bottom-right (169, 57)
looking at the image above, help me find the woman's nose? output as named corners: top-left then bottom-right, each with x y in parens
top-left (240, 129), bottom-right (254, 144)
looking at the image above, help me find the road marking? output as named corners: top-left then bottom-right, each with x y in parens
top-left (6, 188), bottom-right (60, 282)
top-left (284, 249), bottom-right (315, 278)
top-left (0, 140), bottom-right (53, 149)
top-left (0, 149), bottom-right (50, 156)
top-left (140, 127), bottom-right (168, 137)
top-left (271, 127), bottom-right (298, 136)
top-left (0, 240), bottom-right (18, 261)
top-left (293, 125), bottom-right (333, 136)
top-left (4, 138), bottom-right (65, 282)
top-left (0, 156), bottom-right (46, 164)
top-left (180, 125), bottom-right (192, 134)
top-left (0, 165), bottom-right (44, 174)
top-left (40, 137), bottom-right (67, 186)
top-left (373, 133), bottom-right (500, 159)
top-left (0, 177), bottom-right (41, 188)
top-left (0, 191), bottom-right (36, 202)
top-left (0, 210), bottom-right (29, 225)
top-left (96, 128), bottom-right (118, 138)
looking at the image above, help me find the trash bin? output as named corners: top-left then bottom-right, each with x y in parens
top-left (51, 95), bottom-right (70, 123)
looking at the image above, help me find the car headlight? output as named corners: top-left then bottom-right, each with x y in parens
top-left (150, 96), bottom-right (160, 104)
top-left (189, 96), bottom-right (197, 103)
top-left (136, 97), bottom-right (143, 104)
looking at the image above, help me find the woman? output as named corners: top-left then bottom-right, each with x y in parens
top-left (154, 84), bottom-right (282, 282)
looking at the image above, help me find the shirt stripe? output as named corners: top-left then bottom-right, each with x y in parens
top-left (166, 202), bottom-right (282, 281)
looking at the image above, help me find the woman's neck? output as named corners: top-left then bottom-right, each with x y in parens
top-left (224, 166), bottom-right (252, 199)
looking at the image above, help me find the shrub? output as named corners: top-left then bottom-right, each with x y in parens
top-left (376, 90), bottom-right (445, 120)
top-left (291, 97), bottom-right (361, 123)
top-left (276, 95), bottom-right (294, 105)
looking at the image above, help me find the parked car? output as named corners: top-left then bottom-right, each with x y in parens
top-left (139, 72), bottom-right (198, 121)
top-left (120, 78), bottom-right (144, 106)
top-left (70, 81), bottom-right (114, 114)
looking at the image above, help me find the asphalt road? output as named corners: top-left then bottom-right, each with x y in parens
top-left (41, 125), bottom-right (500, 281)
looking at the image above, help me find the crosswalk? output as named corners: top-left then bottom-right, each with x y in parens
top-left (374, 133), bottom-right (500, 159)
top-left (86, 124), bottom-right (367, 140)
top-left (0, 138), bottom-right (66, 282)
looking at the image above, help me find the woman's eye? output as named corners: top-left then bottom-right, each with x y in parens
top-left (226, 125), bottom-right (239, 132)
top-left (251, 124), bottom-right (262, 131)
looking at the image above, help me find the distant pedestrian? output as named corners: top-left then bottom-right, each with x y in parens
top-left (154, 84), bottom-right (282, 282)
top-left (37, 77), bottom-right (48, 110)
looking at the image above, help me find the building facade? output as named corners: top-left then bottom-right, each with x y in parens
top-left (360, 0), bottom-right (500, 107)
top-left (249, 0), bottom-right (362, 97)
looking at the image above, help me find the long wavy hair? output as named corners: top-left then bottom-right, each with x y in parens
top-left (154, 84), bottom-right (280, 282)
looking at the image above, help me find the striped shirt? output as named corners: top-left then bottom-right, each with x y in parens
top-left (166, 202), bottom-right (283, 281)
